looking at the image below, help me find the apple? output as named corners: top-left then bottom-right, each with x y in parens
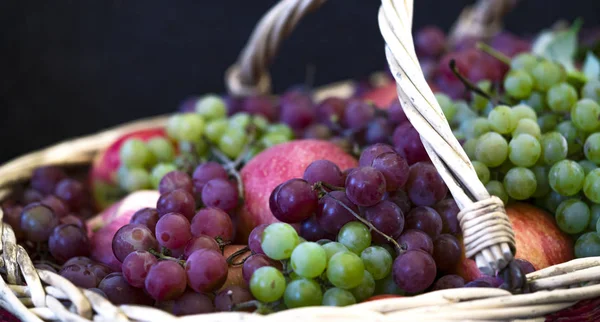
top-left (454, 203), bottom-right (574, 282)
top-left (360, 81), bottom-right (441, 109)
top-left (237, 139), bottom-right (358, 243)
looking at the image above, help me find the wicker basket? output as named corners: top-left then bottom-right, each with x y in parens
top-left (1, 0), bottom-right (600, 321)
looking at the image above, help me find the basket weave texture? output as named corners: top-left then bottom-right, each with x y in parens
top-left (1, 0), bottom-right (600, 321)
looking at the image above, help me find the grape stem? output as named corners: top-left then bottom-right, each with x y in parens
top-left (316, 186), bottom-right (404, 256)
top-left (210, 147), bottom-right (247, 198)
top-left (225, 246), bottom-right (250, 266)
top-left (315, 181), bottom-right (345, 192)
top-left (148, 249), bottom-right (186, 266)
top-left (449, 59), bottom-right (507, 105)
top-left (216, 236), bottom-right (232, 254)
top-left (476, 42), bottom-right (511, 65)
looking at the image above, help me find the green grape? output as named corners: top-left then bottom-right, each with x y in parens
top-left (283, 278), bottom-right (323, 308)
top-left (537, 114), bottom-right (560, 133)
top-left (267, 124), bottom-right (294, 140)
top-left (511, 53), bottom-right (538, 73)
top-left (252, 115), bottom-right (270, 134)
top-left (549, 160), bottom-right (585, 196)
top-left (508, 134), bottom-right (541, 167)
top-left (176, 114), bottom-right (206, 142)
top-left (150, 163), bottom-right (177, 189)
top-left (195, 94), bottom-right (226, 120)
top-left (322, 288), bottom-right (356, 307)
top-left (544, 191), bottom-right (571, 213)
top-left (592, 204), bottom-right (600, 231)
top-left (326, 251), bottom-right (365, 289)
top-left (119, 139), bottom-right (152, 168)
top-left (146, 137), bottom-right (175, 163)
top-left (496, 158), bottom-right (515, 176)
top-left (179, 138), bottom-right (208, 157)
top-left (526, 92), bottom-right (548, 115)
top-left (547, 82), bottom-right (578, 113)
top-left (460, 117), bottom-right (491, 139)
top-left (229, 112), bottom-right (251, 129)
top-left (512, 119), bottom-right (541, 139)
top-left (322, 242), bottom-right (349, 261)
top-left (504, 69), bottom-right (534, 99)
top-left (453, 130), bottom-right (465, 141)
top-left (119, 167), bottom-right (151, 192)
top-left (571, 99), bottom-right (600, 132)
top-left (512, 104), bottom-right (537, 121)
top-left (555, 199), bottom-right (590, 234)
top-left (249, 266), bottom-right (286, 303)
top-left (583, 169), bottom-right (600, 203)
top-left (260, 133), bottom-right (289, 148)
top-left (350, 271), bottom-right (375, 302)
top-left (567, 70), bottom-right (588, 89)
top-left (452, 101), bottom-right (478, 127)
top-left (597, 216), bottom-right (600, 234)
top-left (485, 180), bottom-right (509, 204)
top-left (472, 80), bottom-right (492, 112)
top-left (205, 119), bottom-right (229, 143)
top-left (219, 128), bottom-right (248, 159)
top-left (584, 133), bottom-right (600, 164)
top-left (556, 121), bottom-right (586, 157)
top-left (531, 166), bottom-right (551, 198)
top-left (166, 114), bottom-right (184, 140)
top-left (581, 79), bottom-right (600, 101)
top-left (360, 246), bottom-right (392, 280)
top-left (377, 243), bottom-right (397, 260)
top-left (503, 167), bottom-right (537, 200)
top-left (472, 161), bottom-right (491, 184)
top-left (337, 222), bottom-right (371, 255)
top-left (435, 93), bottom-right (457, 122)
top-left (463, 138), bottom-right (478, 160)
top-left (482, 103), bottom-right (494, 117)
top-left (579, 160), bottom-right (598, 175)
top-left (488, 105), bottom-right (517, 134)
top-left (290, 242), bottom-right (327, 278)
top-left (540, 132), bottom-right (568, 165)
top-left (261, 223), bottom-right (299, 260)
top-left (374, 274), bottom-right (404, 296)
top-left (531, 60), bottom-right (566, 92)
top-left (475, 132), bottom-right (508, 167)
top-left (298, 237), bottom-right (307, 244)
top-left (574, 232), bottom-right (600, 258)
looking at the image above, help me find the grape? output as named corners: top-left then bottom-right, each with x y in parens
top-left (63, 256), bottom-right (93, 267)
top-left (388, 99), bottom-right (408, 125)
top-left (434, 199), bottom-right (460, 235)
top-left (261, 223), bottom-right (299, 260)
top-left (54, 179), bottom-right (86, 211)
top-left (31, 166), bottom-right (66, 195)
top-left (219, 128), bottom-right (248, 158)
top-left (406, 162), bottom-right (448, 206)
top-left (288, 242), bottom-right (327, 278)
top-left (579, 160), bottom-right (598, 175)
top-left (543, 191), bottom-right (570, 214)
top-left (322, 242), bottom-right (349, 261)
top-left (531, 60), bottom-right (566, 92)
top-left (303, 124), bottom-right (332, 140)
top-left (242, 254), bottom-right (277, 283)
top-left (397, 229), bottom-right (433, 254)
top-left (472, 161), bottom-right (490, 184)
top-left (512, 104), bottom-right (537, 120)
top-left (249, 266), bottom-right (286, 303)
top-left (452, 101), bottom-right (478, 125)
top-left (365, 117), bottom-right (393, 145)
top-left (130, 208), bottom-right (159, 232)
top-left (120, 139), bottom-right (152, 168)
top-left (350, 270), bottom-right (375, 302)
top-left (432, 234), bottom-right (461, 271)
top-left (504, 69), bottom-right (533, 99)
top-left (192, 162), bottom-right (228, 197)
top-left (190, 207), bottom-right (233, 242)
top-left (359, 144), bottom-right (395, 167)
top-left (364, 200), bottom-right (404, 244)
top-left (574, 232), bottom-right (600, 258)
top-left (48, 224), bottom-right (90, 263)
top-left (464, 276), bottom-right (503, 288)
top-left (280, 95), bottom-right (316, 131)
top-left (571, 99), bottom-right (600, 132)
top-left (112, 224), bottom-right (158, 262)
top-left (337, 222), bottom-right (372, 255)
top-left (184, 235), bottom-right (220, 257)
top-left (20, 203), bottom-right (59, 242)
top-left (282, 278), bottom-right (322, 308)
top-left (2, 204), bottom-right (24, 239)
top-left (460, 117), bottom-right (491, 139)
top-left (345, 167), bottom-right (386, 207)
top-left (243, 96), bottom-right (277, 121)
top-left (204, 119), bottom-right (229, 144)
top-left (585, 133), bottom-right (600, 164)
top-left (549, 160), bottom-right (585, 196)
top-left (512, 119), bottom-right (541, 139)
top-left (122, 251), bottom-right (158, 288)
top-left (431, 274), bottom-right (465, 291)
top-left (589, 204), bottom-right (600, 231)
top-left (326, 251), bottom-right (365, 289)
top-left (557, 121), bottom-right (586, 157)
top-left (531, 166), bottom-right (551, 198)
top-left (540, 132), bottom-right (568, 165)
top-left (186, 249), bottom-right (228, 292)
top-left (150, 164), bottom-right (177, 189)
top-left (371, 152), bottom-right (410, 191)
top-left (392, 250), bottom-right (436, 293)
top-left (158, 171), bottom-right (193, 195)
top-left (59, 264), bottom-right (99, 288)
top-left (194, 94), bottom-right (227, 120)
top-left (155, 213), bottom-right (192, 250)
top-left (508, 134), bottom-right (541, 167)
top-left (172, 291), bottom-right (214, 316)
top-left (393, 123), bottom-right (429, 165)
top-left (435, 93), bottom-right (457, 122)
top-left (215, 286), bottom-right (254, 312)
top-left (40, 195), bottom-right (69, 218)
top-left (316, 97), bottom-right (346, 126)
top-left (270, 179), bottom-right (318, 223)
top-left (416, 26), bottom-right (446, 57)
top-left (385, 190), bottom-right (412, 215)
top-left (23, 189), bottom-right (43, 204)
top-left (322, 288), bottom-right (356, 306)
top-left (143, 261), bottom-right (186, 301)
top-left (475, 132), bottom-right (508, 167)
top-left (511, 53), bottom-right (537, 72)
top-left (487, 105), bottom-right (516, 135)
top-left (316, 191), bottom-right (358, 234)
top-left (300, 217), bottom-right (329, 242)
top-left (147, 137), bottom-right (175, 163)
top-left (302, 160), bottom-right (344, 187)
top-left (582, 79), bottom-right (600, 101)
top-left (360, 246), bottom-right (393, 280)
top-left (471, 80), bottom-right (492, 112)
top-left (157, 189), bottom-right (196, 220)
top-left (260, 132), bottom-right (289, 148)
top-left (405, 206), bottom-right (443, 238)
top-left (118, 167), bottom-right (151, 192)
top-left (463, 138), bottom-right (479, 160)
top-left (584, 169), bottom-right (600, 203)
top-left (201, 179), bottom-right (239, 213)
top-left (555, 199), bottom-right (590, 234)
top-left (538, 114), bottom-right (560, 133)
top-left (515, 259), bottom-right (536, 275)
top-left (526, 92), bottom-right (547, 115)
top-left (503, 167), bottom-right (537, 200)
top-left (547, 82), bottom-right (578, 113)
top-left (342, 99), bottom-right (375, 130)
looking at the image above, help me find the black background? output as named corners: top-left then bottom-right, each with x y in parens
top-left (1, 0), bottom-right (599, 163)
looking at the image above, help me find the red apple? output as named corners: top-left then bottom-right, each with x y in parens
top-left (454, 203), bottom-right (574, 282)
top-left (237, 139), bottom-right (358, 243)
top-left (360, 81), bottom-right (440, 109)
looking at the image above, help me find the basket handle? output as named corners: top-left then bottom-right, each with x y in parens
top-left (225, 0), bottom-right (517, 97)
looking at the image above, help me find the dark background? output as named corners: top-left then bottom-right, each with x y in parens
top-left (1, 0), bottom-right (599, 163)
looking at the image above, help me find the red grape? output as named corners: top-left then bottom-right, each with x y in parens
top-left (63, 256), bottom-right (93, 267)
top-left (515, 259), bottom-right (536, 275)
top-left (87, 263), bottom-right (112, 283)
top-left (190, 207), bottom-right (233, 242)
top-left (40, 195), bottom-right (69, 218)
top-left (99, 272), bottom-right (153, 305)
top-left (186, 249), bottom-right (228, 292)
top-left (270, 179), bottom-right (318, 223)
top-left (20, 203), bottom-right (59, 242)
top-left (415, 26), bottom-right (446, 58)
top-left (48, 224), bottom-right (90, 263)
top-left (242, 254), bottom-right (275, 283)
top-left (59, 264), bottom-right (98, 288)
top-left (405, 162), bottom-right (448, 206)
top-left (388, 99), bottom-right (408, 125)
top-left (112, 224), bottom-right (158, 262)
top-left (2, 204), bottom-right (24, 239)
top-left (59, 215), bottom-right (86, 232)
top-left (159, 171), bottom-right (193, 195)
top-left (384, 190), bottom-right (412, 215)
top-left (130, 208), bottom-right (160, 233)
top-left (316, 190), bottom-right (359, 234)
top-left (397, 229), bottom-right (433, 254)
top-left (172, 291), bottom-right (215, 316)
top-left (432, 234), bottom-right (461, 271)
top-left (184, 235), bottom-right (220, 258)
top-left (433, 199), bottom-right (460, 235)
top-left (54, 179), bottom-right (87, 211)
top-left (365, 117), bottom-right (393, 145)
top-left (365, 200), bottom-right (405, 244)
top-left (303, 124), bottom-right (332, 140)
top-left (316, 97), bottom-right (346, 127)
top-left (372, 152), bottom-right (409, 191)
top-left (359, 143), bottom-right (395, 167)
top-left (145, 261), bottom-right (187, 301)
top-left (31, 166), bottom-right (66, 195)
top-left (393, 123), bottom-right (429, 165)
top-left (243, 95), bottom-right (277, 121)
top-left (345, 166), bottom-right (386, 207)
top-left (23, 189), bottom-right (43, 204)
top-left (280, 93), bottom-right (316, 131)
top-left (157, 189), bottom-right (196, 220)
top-left (192, 162), bottom-right (229, 197)
top-left (155, 213), bottom-right (192, 250)
top-left (343, 99), bottom-right (375, 129)
top-left (215, 286), bottom-right (254, 312)
top-left (201, 179), bottom-right (239, 213)
top-left (392, 250), bottom-right (437, 293)
top-left (303, 160), bottom-right (344, 187)
top-left (432, 274), bottom-right (465, 291)
top-left (405, 206), bottom-right (443, 238)
top-left (122, 250), bottom-right (158, 288)
top-left (248, 224), bottom-right (268, 255)
top-left (300, 216), bottom-right (329, 242)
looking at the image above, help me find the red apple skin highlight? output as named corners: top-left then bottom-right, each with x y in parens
top-left (238, 139), bottom-right (358, 243)
top-left (454, 203), bottom-right (574, 282)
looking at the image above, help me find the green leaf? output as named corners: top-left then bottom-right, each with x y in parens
top-left (583, 51), bottom-right (600, 80)
top-left (532, 19), bottom-right (583, 71)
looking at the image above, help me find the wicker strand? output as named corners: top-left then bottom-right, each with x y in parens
top-left (448, 0), bottom-right (519, 46)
